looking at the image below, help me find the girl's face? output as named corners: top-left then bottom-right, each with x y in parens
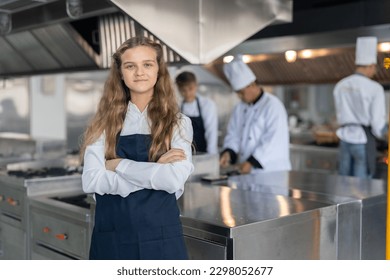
top-left (120, 46), bottom-right (159, 96)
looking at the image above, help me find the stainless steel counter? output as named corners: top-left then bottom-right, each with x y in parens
top-left (29, 189), bottom-right (92, 260)
top-left (0, 158), bottom-right (83, 259)
top-left (179, 182), bottom-right (337, 259)
top-left (226, 170), bottom-right (387, 259)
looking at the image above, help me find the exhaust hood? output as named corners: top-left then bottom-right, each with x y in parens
top-left (109, 0), bottom-right (293, 64)
top-left (0, 11), bottom-right (186, 77)
top-left (0, 0), bottom-right (55, 13)
top-left (0, 23), bottom-right (100, 77)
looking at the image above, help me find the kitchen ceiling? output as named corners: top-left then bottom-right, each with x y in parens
top-left (206, 0), bottom-right (390, 85)
top-left (206, 46), bottom-right (390, 85)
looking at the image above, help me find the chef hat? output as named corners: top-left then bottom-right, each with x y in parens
top-left (223, 55), bottom-right (256, 91)
top-left (355, 36), bottom-right (378, 65)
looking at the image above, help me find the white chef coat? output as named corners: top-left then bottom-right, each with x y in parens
top-left (181, 94), bottom-right (218, 154)
top-left (82, 101), bottom-right (194, 199)
top-left (223, 92), bottom-right (291, 172)
top-left (333, 73), bottom-right (386, 144)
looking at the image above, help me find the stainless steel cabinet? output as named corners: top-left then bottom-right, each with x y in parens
top-left (290, 144), bottom-right (338, 173)
top-left (0, 221), bottom-right (25, 260)
top-left (184, 236), bottom-right (228, 260)
top-left (180, 183), bottom-right (338, 260)
top-left (0, 183), bottom-right (27, 259)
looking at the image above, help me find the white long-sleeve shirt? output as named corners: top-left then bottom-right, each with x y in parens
top-left (181, 94), bottom-right (218, 154)
top-left (82, 101), bottom-right (194, 199)
top-left (333, 73), bottom-right (386, 144)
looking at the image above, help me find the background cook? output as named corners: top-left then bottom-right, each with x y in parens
top-left (220, 55), bottom-right (291, 174)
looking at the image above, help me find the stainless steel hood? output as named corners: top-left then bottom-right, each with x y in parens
top-left (0, 0), bottom-right (116, 77)
top-left (109, 0), bottom-right (293, 64)
top-left (0, 23), bottom-right (100, 77)
top-left (0, 0), bottom-right (188, 77)
top-left (0, 0), bottom-right (55, 13)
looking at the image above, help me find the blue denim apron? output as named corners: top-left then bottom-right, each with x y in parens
top-left (89, 134), bottom-right (188, 260)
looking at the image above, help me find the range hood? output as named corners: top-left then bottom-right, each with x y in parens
top-left (0, 0), bottom-right (185, 77)
top-left (0, 23), bottom-right (100, 76)
top-left (0, 0), bottom-right (55, 13)
top-left (109, 0), bottom-right (293, 64)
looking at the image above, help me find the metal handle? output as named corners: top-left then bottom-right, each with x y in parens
top-left (6, 197), bottom-right (18, 206)
top-left (55, 233), bottom-right (68, 240)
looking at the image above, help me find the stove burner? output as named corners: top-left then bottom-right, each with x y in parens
top-left (51, 194), bottom-right (90, 209)
top-left (7, 166), bottom-right (82, 179)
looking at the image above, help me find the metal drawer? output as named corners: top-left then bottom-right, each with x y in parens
top-left (0, 186), bottom-right (24, 220)
top-left (184, 235), bottom-right (227, 260)
top-left (31, 207), bottom-right (88, 259)
top-left (0, 221), bottom-right (26, 259)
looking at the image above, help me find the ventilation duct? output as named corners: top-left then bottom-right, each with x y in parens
top-left (109, 0), bottom-right (293, 64)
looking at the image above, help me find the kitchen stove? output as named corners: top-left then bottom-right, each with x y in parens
top-left (7, 166), bottom-right (82, 179)
top-left (51, 193), bottom-right (90, 209)
top-left (29, 191), bottom-right (93, 260)
top-left (0, 157), bottom-right (84, 259)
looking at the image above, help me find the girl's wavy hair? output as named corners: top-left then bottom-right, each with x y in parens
top-left (80, 36), bottom-right (180, 162)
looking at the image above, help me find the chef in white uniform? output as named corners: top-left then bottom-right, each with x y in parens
top-left (333, 36), bottom-right (387, 178)
top-left (220, 55), bottom-right (291, 174)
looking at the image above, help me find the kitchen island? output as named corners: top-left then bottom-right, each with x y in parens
top-left (180, 182), bottom-right (337, 260)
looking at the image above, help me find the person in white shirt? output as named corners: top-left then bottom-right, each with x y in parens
top-left (333, 36), bottom-right (387, 178)
top-left (80, 37), bottom-right (193, 260)
top-left (175, 71), bottom-right (218, 154)
top-left (220, 55), bottom-right (291, 174)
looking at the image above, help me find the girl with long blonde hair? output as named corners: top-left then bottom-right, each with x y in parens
top-left (81, 37), bottom-right (193, 260)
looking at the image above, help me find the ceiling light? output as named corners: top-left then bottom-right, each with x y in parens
top-left (285, 50), bottom-right (297, 63)
top-left (223, 55), bottom-right (234, 63)
top-left (242, 55), bottom-right (252, 63)
top-left (300, 49), bottom-right (313, 59)
top-left (378, 42), bottom-right (390, 52)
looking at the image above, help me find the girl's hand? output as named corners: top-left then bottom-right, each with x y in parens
top-left (105, 158), bottom-right (122, 171)
top-left (157, 148), bottom-right (186, 164)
